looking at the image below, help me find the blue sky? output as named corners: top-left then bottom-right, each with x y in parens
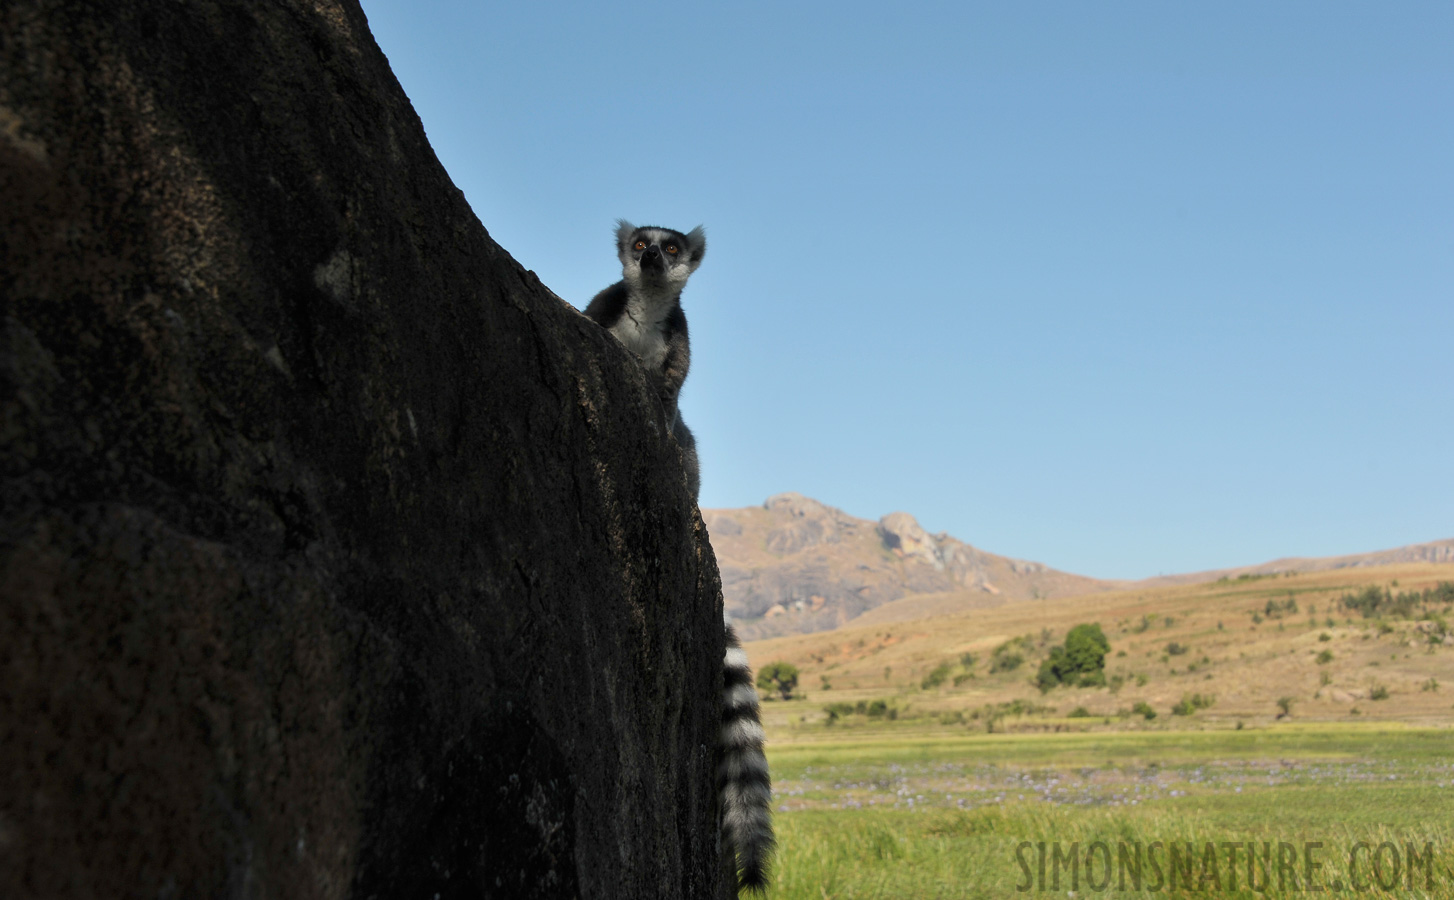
top-left (358, 1), bottom-right (1453, 579)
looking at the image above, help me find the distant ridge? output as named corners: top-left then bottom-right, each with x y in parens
top-left (705, 493), bottom-right (1454, 640)
top-left (1138, 538), bottom-right (1454, 587)
top-left (704, 493), bottom-right (1116, 641)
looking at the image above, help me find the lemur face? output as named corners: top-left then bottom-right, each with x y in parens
top-left (615, 221), bottom-right (706, 289)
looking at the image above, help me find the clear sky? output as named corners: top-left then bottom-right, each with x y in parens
top-left (358, 1), bottom-right (1452, 580)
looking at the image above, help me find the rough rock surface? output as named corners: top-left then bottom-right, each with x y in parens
top-left (1, 2), bottom-right (725, 898)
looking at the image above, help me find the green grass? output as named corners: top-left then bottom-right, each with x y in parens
top-left (770, 722), bottom-right (1452, 774)
top-left (763, 725), bottom-right (1454, 898)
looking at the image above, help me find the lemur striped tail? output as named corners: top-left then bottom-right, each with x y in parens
top-left (720, 622), bottom-right (774, 892)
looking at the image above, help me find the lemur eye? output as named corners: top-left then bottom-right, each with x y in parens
top-left (634, 240), bottom-right (647, 251)
top-left (666, 244), bottom-right (679, 255)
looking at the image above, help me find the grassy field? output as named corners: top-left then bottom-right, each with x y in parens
top-left (744, 565), bottom-right (1454, 897)
top-left (761, 725), bottom-right (1454, 898)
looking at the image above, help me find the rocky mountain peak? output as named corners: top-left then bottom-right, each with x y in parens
top-left (877, 511), bottom-right (943, 570)
top-left (708, 495), bottom-right (1114, 639)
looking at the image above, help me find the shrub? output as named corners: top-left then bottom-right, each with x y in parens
top-left (989, 637), bottom-right (1031, 674)
top-left (959, 652), bottom-right (977, 668)
top-left (1132, 701), bottom-right (1156, 720)
top-left (1424, 614), bottom-right (1449, 642)
top-left (989, 652), bottom-right (1023, 673)
top-left (1318, 632), bottom-right (1332, 642)
top-left (921, 663), bottom-right (952, 690)
top-left (1422, 677), bottom-right (1439, 693)
top-left (1068, 706), bottom-right (1091, 718)
top-left (1036, 623), bottom-right (1111, 690)
top-left (1172, 693), bottom-right (1214, 716)
top-left (1369, 684), bottom-right (1390, 701)
top-left (1339, 582), bottom-right (1454, 619)
top-left (1276, 696), bottom-right (1294, 717)
top-left (756, 661), bottom-right (800, 700)
top-left (1315, 650), bottom-right (1333, 665)
top-left (1165, 642), bottom-right (1189, 656)
top-left (1262, 597), bottom-right (1298, 619)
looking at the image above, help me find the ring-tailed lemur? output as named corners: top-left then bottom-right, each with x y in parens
top-left (584, 221), bottom-right (774, 892)
top-left (584, 220), bottom-right (701, 496)
top-left (719, 620), bottom-right (774, 891)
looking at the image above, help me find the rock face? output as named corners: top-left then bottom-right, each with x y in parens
top-left (1, 2), bottom-right (725, 898)
top-left (706, 493), bottom-right (1113, 641)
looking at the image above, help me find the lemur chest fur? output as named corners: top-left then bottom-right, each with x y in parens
top-left (612, 293), bottom-right (676, 372)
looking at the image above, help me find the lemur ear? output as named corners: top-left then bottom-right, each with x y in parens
top-left (614, 219), bottom-right (636, 254)
top-left (685, 225), bottom-right (706, 265)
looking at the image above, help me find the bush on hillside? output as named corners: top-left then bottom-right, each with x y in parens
top-left (920, 663), bottom-right (952, 690)
top-left (1340, 582), bottom-right (1454, 619)
top-left (989, 637), bottom-right (1031, 673)
top-left (756, 661), bottom-right (800, 700)
top-left (1036, 623), bottom-right (1111, 691)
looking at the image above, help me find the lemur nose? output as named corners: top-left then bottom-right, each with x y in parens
top-left (643, 245), bottom-right (661, 258)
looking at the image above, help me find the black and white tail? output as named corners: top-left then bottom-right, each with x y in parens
top-left (720, 622), bottom-right (774, 892)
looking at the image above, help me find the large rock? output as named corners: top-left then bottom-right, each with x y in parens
top-left (1, 2), bottom-right (725, 897)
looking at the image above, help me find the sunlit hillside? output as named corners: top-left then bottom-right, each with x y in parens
top-left (744, 563), bottom-right (1454, 738)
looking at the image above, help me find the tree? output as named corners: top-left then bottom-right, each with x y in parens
top-left (1036, 623), bottom-right (1110, 690)
top-left (1036, 647), bottom-right (1072, 691)
top-left (1064, 623), bottom-right (1110, 677)
top-left (757, 661), bottom-right (800, 700)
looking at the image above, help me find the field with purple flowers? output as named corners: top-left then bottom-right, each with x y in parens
top-left (762, 726), bottom-right (1453, 898)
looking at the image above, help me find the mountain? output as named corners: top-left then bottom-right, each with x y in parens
top-left (706, 493), bottom-right (1454, 642)
top-left (704, 493), bottom-right (1116, 640)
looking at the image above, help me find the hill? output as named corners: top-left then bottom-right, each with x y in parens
top-left (707, 492), bottom-right (1454, 641)
top-left (1140, 537), bottom-right (1454, 586)
top-left (743, 563), bottom-right (1454, 736)
top-left (705, 493), bottom-right (1116, 640)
